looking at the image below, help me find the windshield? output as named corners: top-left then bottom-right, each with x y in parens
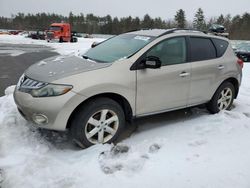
top-left (84, 34), bottom-right (155, 63)
top-left (238, 45), bottom-right (250, 52)
top-left (49, 26), bottom-right (62, 31)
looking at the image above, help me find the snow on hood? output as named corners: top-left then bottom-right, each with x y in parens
top-left (24, 55), bottom-right (112, 83)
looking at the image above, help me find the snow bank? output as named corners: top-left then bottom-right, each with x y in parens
top-left (0, 35), bottom-right (104, 56)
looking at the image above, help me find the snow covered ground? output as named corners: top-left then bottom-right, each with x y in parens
top-left (0, 35), bottom-right (250, 188)
top-left (0, 34), bottom-right (104, 56)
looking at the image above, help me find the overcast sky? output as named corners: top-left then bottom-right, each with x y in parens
top-left (0, 0), bottom-right (249, 20)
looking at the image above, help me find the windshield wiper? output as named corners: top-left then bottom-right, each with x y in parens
top-left (82, 55), bottom-right (108, 63)
top-left (82, 55), bottom-right (89, 59)
top-left (82, 55), bottom-right (96, 62)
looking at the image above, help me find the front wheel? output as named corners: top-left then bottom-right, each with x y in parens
top-left (70, 98), bottom-right (125, 148)
top-left (206, 82), bottom-right (235, 114)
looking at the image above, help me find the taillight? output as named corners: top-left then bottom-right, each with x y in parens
top-left (237, 58), bottom-right (244, 69)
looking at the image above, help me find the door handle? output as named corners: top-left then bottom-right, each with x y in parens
top-left (218, 65), bottom-right (225, 70)
top-left (179, 72), bottom-right (190, 77)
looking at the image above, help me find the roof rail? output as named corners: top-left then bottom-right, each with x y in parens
top-left (125, 28), bottom-right (152, 33)
top-left (158, 28), bottom-right (207, 37)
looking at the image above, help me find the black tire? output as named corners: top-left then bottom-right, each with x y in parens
top-left (70, 37), bottom-right (78, 43)
top-left (70, 97), bottom-right (125, 148)
top-left (59, 37), bottom-right (63, 43)
top-left (206, 82), bottom-right (235, 114)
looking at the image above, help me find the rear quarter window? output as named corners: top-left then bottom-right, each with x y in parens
top-left (211, 38), bottom-right (229, 57)
top-left (189, 37), bottom-right (217, 62)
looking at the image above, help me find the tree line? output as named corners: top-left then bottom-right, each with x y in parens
top-left (0, 9), bottom-right (249, 39)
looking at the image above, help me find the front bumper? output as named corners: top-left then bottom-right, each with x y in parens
top-left (13, 87), bottom-right (87, 131)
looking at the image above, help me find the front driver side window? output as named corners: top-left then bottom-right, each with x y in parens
top-left (146, 37), bottom-right (187, 66)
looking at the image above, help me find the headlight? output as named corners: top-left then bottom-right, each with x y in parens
top-left (29, 84), bottom-right (73, 97)
top-left (17, 75), bottom-right (73, 97)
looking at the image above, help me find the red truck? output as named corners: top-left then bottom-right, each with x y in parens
top-left (46, 23), bottom-right (77, 43)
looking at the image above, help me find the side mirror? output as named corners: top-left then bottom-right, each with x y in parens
top-left (91, 42), bottom-right (100, 48)
top-left (143, 56), bottom-right (161, 69)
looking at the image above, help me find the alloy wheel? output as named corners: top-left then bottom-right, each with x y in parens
top-left (85, 109), bottom-right (119, 144)
top-left (217, 87), bottom-right (233, 110)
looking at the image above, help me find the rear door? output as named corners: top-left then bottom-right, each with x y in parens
top-left (187, 37), bottom-right (227, 105)
top-left (136, 37), bottom-right (191, 115)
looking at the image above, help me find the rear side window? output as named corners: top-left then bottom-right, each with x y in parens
top-left (189, 37), bottom-right (216, 62)
top-left (211, 38), bottom-right (229, 57)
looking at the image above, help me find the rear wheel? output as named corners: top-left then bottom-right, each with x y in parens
top-left (70, 98), bottom-right (125, 148)
top-left (207, 82), bottom-right (235, 114)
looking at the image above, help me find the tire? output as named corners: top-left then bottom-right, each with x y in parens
top-left (206, 82), bottom-right (235, 114)
top-left (70, 97), bottom-right (125, 148)
top-left (71, 37), bottom-right (78, 43)
top-left (59, 37), bottom-right (63, 43)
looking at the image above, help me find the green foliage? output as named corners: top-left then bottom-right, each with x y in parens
top-left (193, 8), bottom-right (206, 30)
top-left (175, 9), bottom-right (186, 28)
top-left (0, 12), bottom-right (167, 34)
top-left (0, 11), bottom-right (250, 39)
top-left (230, 13), bottom-right (250, 40)
top-left (217, 14), bottom-right (225, 25)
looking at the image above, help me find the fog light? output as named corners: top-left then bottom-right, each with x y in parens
top-left (32, 114), bottom-right (48, 125)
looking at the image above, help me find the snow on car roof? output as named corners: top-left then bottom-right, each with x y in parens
top-left (127, 29), bottom-right (172, 37)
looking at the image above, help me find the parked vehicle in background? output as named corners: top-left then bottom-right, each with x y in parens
top-left (235, 44), bottom-right (250, 62)
top-left (27, 31), bottom-right (36, 38)
top-left (209, 24), bottom-right (229, 38)
top-left (9, 30), bottom-right (23, 35)
top-left (14, 28), bottom-right (243, 148)
top-left (18, 31), bottom-right (29, 37)
top-left (46, 23), bottom-right (78, 43)
top-left (70, 31), bottom-right (79, 42)
top-left (0, 30), bottom-right (9, 35)
top-left (30, 31), bottom-right (46, 40)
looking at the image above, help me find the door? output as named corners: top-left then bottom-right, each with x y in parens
top-left (187, 37), bottom-right (221, 105)
top-left (136, 37), bottom-right (191, 115)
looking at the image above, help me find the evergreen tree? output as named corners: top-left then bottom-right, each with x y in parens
top-left (223, 14), bottom-right (232, 30)
top-left (131, 17), bottom-right (141, 30)
top-left (175, 9), bottom-right (186, 28)
top-left (0, 11), bottom-right (250, 39)
top-left (165, 19), bottom-right (175, 29)
top-left (68, 11), bottom-right (74, 29)
top-left (111, 17), bottom-right (120, 34)
top-left (154, 17), bottom-right (164, 29)
top-left (193, 8), bottom-right (206, 30)
top-left (217, 14), bottom-right (225, 25)
top-left (142, 14), bottom-right (153, 29)
top-left (206, 17), bottom-right (216, 28)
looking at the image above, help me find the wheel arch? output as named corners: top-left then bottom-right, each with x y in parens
top-left (66, 92), bottom-right (133, 129)
top-left (217, 77), bottom-right (239, 99)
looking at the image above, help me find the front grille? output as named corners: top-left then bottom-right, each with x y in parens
top-left (46, 32), bottom-right (54, 39)
top-left (18, 75), bottom-right (47, 90)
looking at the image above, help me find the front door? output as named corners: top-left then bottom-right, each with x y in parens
top-left (136, 37), bottom-right (191, 115)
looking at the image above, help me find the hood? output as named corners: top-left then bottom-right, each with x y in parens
top-left (25, 55), bottom-right (112, 83)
